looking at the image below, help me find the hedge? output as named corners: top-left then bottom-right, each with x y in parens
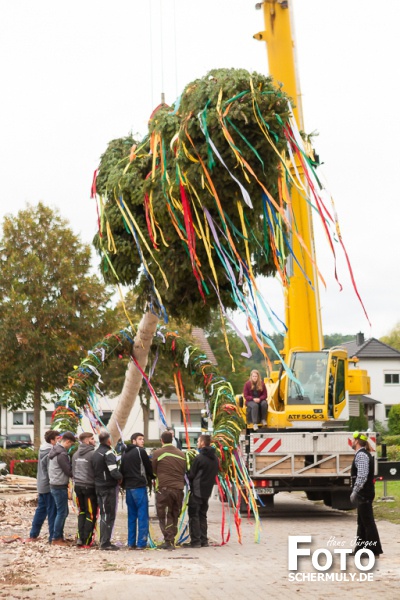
top-left (0, 448), bottom-right (38, 477)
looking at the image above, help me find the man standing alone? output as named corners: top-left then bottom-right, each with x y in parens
top-left (152, 430), bottom-right (186, 550)
top-left (27, 429), bottom-right (60, 543)
top-left (92, 431), bottom-right (123, 551)
top-left (120, 432), bottom-right (154, 550)
top-left (72, 432), bottom-right (97, 547)
top-left (186, 435), bottom-right (219, 548)
top-left (48, 431), bottom-right (76, 546)
top-left (351, 432), bottom-right (383, 556)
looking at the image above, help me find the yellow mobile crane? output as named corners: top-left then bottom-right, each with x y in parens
top-left (240, 1), bottom-right (373, 510)
top-left (254, 0), bottom-right (370, 429)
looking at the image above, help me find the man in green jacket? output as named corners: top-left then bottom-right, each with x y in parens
top-left (152, 430), bottom-right (186, 550)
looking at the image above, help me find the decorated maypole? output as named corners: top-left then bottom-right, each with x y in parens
top-left (54, 66), bottom-right (350, 541)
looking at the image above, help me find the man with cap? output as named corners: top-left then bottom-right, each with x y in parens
top-left (26, 429), bottom-right (60, 543)
top-left (350, 431), bottom-right (383, 556)
top-left (48, 431), bottom-right (76, 546)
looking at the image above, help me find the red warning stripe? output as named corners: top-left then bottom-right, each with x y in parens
top-left (254, 438), bottom-right (282, 453)
top-left (270, 439), bottom-right (282, 452)
top-left (255, 437), bottom-right (272, 452)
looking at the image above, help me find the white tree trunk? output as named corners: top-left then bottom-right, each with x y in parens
top-left (108, 310), bottom-right (159, 445)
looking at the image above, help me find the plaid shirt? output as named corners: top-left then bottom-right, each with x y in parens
top-left (353, 449), bottom-right (370, 493)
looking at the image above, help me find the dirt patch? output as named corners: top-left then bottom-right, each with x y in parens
top-left (135, 567), bottom-right (171, 576)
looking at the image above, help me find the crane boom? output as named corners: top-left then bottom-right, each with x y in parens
top-left (237, 1), bottom-right (372, 513)
top-left (255, 1), bottom-right (323, 355)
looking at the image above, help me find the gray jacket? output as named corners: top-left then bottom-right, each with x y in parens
top-left (48, 443), bottom-right (72, 488)
top-left (72, 443), bottom-right (95, 487)
top-left (37, 442), bottom-right (53, 494)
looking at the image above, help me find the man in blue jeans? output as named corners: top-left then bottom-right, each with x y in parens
top-left (26, 429), bottom-right (60, 543)
top-left (48, 431), bottom-right (76, 546)
top-left (120, 433), bottom-right (154, 550)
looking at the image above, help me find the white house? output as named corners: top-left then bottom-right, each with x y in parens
top-left (0, 392), bottom-right (209, 446)
top-left (341, 333), bottom-right (400, 428)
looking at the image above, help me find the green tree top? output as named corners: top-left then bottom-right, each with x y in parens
top-left (380, 322), bottom-right (400, 351)
top-left (388, 404), bottom-right (400, 436)
top-left (93, 68), bottom-right (292, 328)
top-left (0, 203), bottom-right (118, 447)
top-left (323, 333), bottom-right (355, 348)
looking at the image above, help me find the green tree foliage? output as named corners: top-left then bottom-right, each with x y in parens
top-left (380, 322), bottom-right (400, 351)
top-left (0, 203), bottom-right (118, 448)
top-left (388, 404), bottom-right (400, 435)
top-left (93, 68), bottom-right (291, 327)
top-left (348, 405), bottom-right (368, 433)
top-left (323, 333), bottom-right (354, 348)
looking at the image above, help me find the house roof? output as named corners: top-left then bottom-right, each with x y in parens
top-left (351, 394), bottom-right (381, 405)
top-left (191, 327), bottom-right (217, 365)
top-left (341, 337), bottom-right (400, 359)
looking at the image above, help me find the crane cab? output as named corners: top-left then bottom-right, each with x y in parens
top-left (266, 349), bottom-right (350, 429)
top-left (284, 349), bottom-right (349, 425)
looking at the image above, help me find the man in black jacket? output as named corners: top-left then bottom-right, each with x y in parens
top-left (92, 431), bottom-right (123, 551)
top-left (72, 432), bottom-right (97, 547)
top-left (185, 435), bottom-right (219, 548)
top-left (120, 432), bottom-right (154, 550)
top-left (350, 432), bottom-right (383, 556)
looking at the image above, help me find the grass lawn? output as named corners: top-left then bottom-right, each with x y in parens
top-left (373, 480), bottom-right (400, 524)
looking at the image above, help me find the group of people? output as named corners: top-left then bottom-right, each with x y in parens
top-left (27, 428), bottom-right (219, 551)
top-left (26, 389), bottom-right (382, 558)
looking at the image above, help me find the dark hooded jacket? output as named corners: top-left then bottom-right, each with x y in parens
top-left (120, 444), bottom-right (154, 489)
top-left (188, 446), bottom-right (219, 499)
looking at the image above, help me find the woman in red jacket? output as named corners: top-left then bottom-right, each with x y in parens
top-left (243, 370), bottom-right (268, 431)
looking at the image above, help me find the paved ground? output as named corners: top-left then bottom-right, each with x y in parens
top-left (1, 491), bottom-right (399, 600)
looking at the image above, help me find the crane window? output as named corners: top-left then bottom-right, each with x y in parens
top-left (334, 359), bottom-right (345, 406)
top-left (287, 352), bottom-right (327, 405)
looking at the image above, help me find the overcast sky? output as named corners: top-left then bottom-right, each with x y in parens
top-left (1, 0), bottom-right (399, 340)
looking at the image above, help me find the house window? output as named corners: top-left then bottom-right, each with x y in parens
top-left (26, 412), bottom-right (34, 425)
top-left (170, 409), bottom-right (202, 426)
top-left (188, 410), bottom-right (201, 426)
top-left (13, 412), bottom-right (24, 425)
top-left (149, 410), bottom-right (155, 421)
top-left (385, 405), bottom-right (393, 419)
top-left (171, 410), bottom-right (183, 425)
top-left (384, 373), bottom-right (400, 385)
top-left (45, 411), bottom-right (53, 426)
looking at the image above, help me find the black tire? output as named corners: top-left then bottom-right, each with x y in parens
top-left (323, 492), bottom-right (332, 507)
top-left (306, 491), bottom-right (324, 502)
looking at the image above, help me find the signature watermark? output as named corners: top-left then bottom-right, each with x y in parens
top-left (288, 535), bottom-right (377, 582)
